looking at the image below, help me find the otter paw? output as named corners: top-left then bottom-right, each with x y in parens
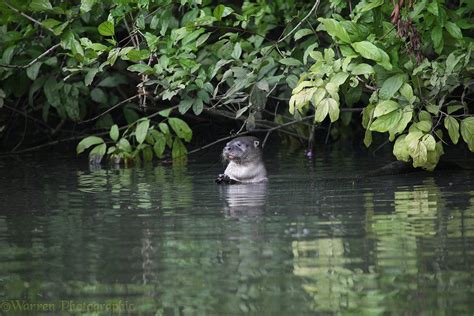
top-left (215, 174), bottom-right (227, 184)
top-left (215, 174), bottom-right (239, 185)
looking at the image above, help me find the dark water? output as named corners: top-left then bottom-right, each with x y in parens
top-left (0, 148), bottom-right (473, 315)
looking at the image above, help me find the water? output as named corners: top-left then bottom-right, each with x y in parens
top-left (0, 148), bottom-right (473, 315)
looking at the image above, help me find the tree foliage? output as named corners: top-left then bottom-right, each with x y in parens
top-left (0, 0), bottom-right (472, 168)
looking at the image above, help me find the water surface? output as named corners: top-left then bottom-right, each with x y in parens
top-left (0, 148), bottom-right (473, 314)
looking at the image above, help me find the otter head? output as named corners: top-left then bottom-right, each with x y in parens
top-left (222, 136), bottom-right (261, 164)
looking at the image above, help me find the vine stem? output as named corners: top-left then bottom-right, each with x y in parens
top-left (4, 1), bottom-right (55, 33)
top-left (277, 0), bottom-right (320, 43)
top-left (0, 44), bottom-right (61, 69)
top-left (80, 95), bottom-right (139, 124)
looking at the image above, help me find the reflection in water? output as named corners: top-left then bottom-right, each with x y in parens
top-left (0, 151), bottom-right (473, 314)
top-left (220, 183), bottom-right (267, 217)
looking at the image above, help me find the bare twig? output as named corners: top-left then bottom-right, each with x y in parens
top-left (189, 116), bottom-right (314, 155)
top-left (4, 1), bottom-right (55, 33)
top-left (80, 95), bottom-right (139, 124)
top-left (1, 134), bottom-right (92, 155)
top-left (324, 122), bottom-right (331, 144)
top-left (11, 109), bottom-right (28, 152)
top-left (188, 133), bottom-right (250, 155)
top-left (0, 43), bottom-right (61, 69)
top-left (372, 139), bottom-right (390, 155)
top-left (2, 104), bottom-right (52, 130)
top-left (277, 0), bottom-right (320, 43)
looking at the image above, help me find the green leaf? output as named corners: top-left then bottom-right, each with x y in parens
top-left (422, 134), bottom-right (436, 151)
top-left (98, 21), bottom-right (114, 36)
top-left (351, 63), bottom-right (374, 75)
top-left (142, 145), bottom-right (153, 162)
top-left (445, 52), bottom-right (462, 75)
top-left (426, 104), bottom-right (439, 115)
top-left (172, 137), bottom-right (187, 159)
top-left (80, 0), bottom-right (96, 13)
top-left (364, 129), bottom-right (373, 147)
top-left (431, 26), bottom-right (443, 53)
top-left (460, 117), bottom-right (474, 151)
top-left (84, 68), bottom-right (99, 86)
top-left (286, 74), bottom-right (299, 89)
top-left (210, 59), bottom-right (232, 79)
top-left (410, 140), bottom-right (428, 168)
top-left (352, 41), bottom-right (392, 70)
top-left (294, 28), bottom-right (313, 41)
top-left (135, 119), bottom-right (150, 144)
top-left (279, 58), bottom-right (302, 66)
top-left (351, 41), bottom-right (379, 60)
top-left (416, 121), bottom-right (432, 132)
top-left (42, 18), bottom-right (61, 29)
top-left (303, 42), bottom-right (319, 64)
top-left (362, 103), bottom-right (376, 128)
top-left (424, 141), bottom-right (444, 171)
top-left (374, 100), bottom-right (399, 117)
top-left (110, 124), bottom-right (119, 142)
top-left (91, 88), bottom-right (107, 103)
top-left (105, 48), bottom-right (119, 66)
top-left (117, 138), bottom-right (132, 153)
top-left (293, 80), bottom-right (320, 94)
top-left (77, 136), bottom-right (104, 154)
top-left (158, 108), bottom-right (172, 117)
top-left (359, 0), bottom-right (384, 12)
top-left (326, 98), bottom-right (340, 122)
top-left (231, 42), bottom-right (242, 60)
top-left (182, 29), bottom-right (205, 46)
top-left (319, 18), bottom-right (351, 43)
top-left (394, 110), bottom-right (413, 134)
top-left (399, 83), bottom-right (414, 102)
top-left (344, 86), bottom-right (362, 106)
top-left (61, 31), bottom-right (84, 56)
top-left (312, 87), bottom-right (326, 107)
top-left (379, 74), bottom-right (405, 100)
top-left (393, 135), bottom-right (410, 162)
top-left (127, 64), bottom-right (154, 74)
top-left (289, 87), bottom-right (317, 114)
top-left (418, 110), bottom-right (432, 122)
top-left (193, 97), bottom-right (203, 115)
top-left (427, 1), bottom-right (438, 16)
top-left (370, 109), bottom-right (402, 132)
top-left (314, 98), bottom-right (329, 123)
top-left (178, 98), bottom-right (193, 114)
top-left (169, 117), bottom-right (192, 142)
top-left (444, 116), bottom-right (459, 144)
top-left (30, 0), bottom-right (53, 11)
top-left (26, 62), bottom-right (42, 80)
top-left (447, 105), bottom-right (464, 114)
top-left (89, 143), bottom-right (106, 163)
top-left (330, 72), bottom-right (349, 86)
top-left (213, 4), bottom-right (225, 20)
top-left (236, 106), bottom-right (249, 118)
top-left (196, 33), bottom-right (211, 47)
top-left (445, 22), bottom-right (462, 39)
top-left (127, 49), bottom-right (150, 61)
top-left (2, 46), bottom-right (15, 64)
top-left (153, 132), bottom-right (166, 158)
top-left (159, 122), bottom-right (170, 134)
top-left (405, 130), bottom-right (424, 145)
top-left (43, 77), bottom-right (60, 107)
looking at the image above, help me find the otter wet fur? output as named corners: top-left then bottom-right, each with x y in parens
top-left (215, 136), bottom-right (268, 184)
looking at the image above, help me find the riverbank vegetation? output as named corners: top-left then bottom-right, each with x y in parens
top-left (0, 0), bottom-right (472, 169)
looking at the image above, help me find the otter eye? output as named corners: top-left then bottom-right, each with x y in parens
top-left (236, 143), bottom-right (241, 147)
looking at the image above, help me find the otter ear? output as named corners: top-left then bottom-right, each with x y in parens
top-left (253, 140), bottom-right (259, 148)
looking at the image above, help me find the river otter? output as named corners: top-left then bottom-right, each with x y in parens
top-left (215, 136), bottom-right (268, 184)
